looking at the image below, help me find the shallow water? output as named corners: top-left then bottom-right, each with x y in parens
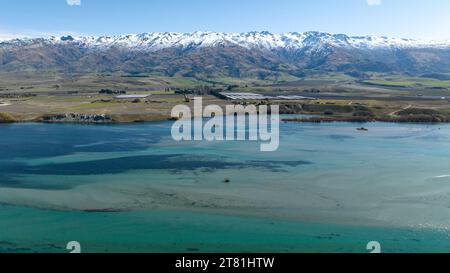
top-left (1, 120), bottom-right (450, 253)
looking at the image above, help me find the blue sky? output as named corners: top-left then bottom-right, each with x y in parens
top-left (0, 0), bottom-right (449, 40)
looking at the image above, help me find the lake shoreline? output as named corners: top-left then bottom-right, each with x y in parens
top-left (2, 112), bottom-right (450, 125)
top-left (283, 116), bottom-right (450, 124)
top-left (0, 113), bottom-right (172, 124)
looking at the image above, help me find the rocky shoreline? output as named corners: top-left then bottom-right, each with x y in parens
top-left (1, 102), bottom-right (450, 124)
top-left (1, 114), bottom-right (450, 125)
top-left (37, 113), bottom-right (114, 124)
top-left (279, 103), bottom-right (450, 123)
top-left (283, 115), bottom-right (450, 123)
top-left (0, 112), bottom-right (172, 124)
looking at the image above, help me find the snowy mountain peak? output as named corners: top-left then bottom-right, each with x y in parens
top-left (1, 31), bottom-right (450, 76)
top-left (2, 31), bottom-right (450, 51)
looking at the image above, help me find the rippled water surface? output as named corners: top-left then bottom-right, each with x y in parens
top-left (1, 121), bottom-right (450, 253)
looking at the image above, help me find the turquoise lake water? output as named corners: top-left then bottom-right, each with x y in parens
top-left (1, 120), bottom-right (450, 253)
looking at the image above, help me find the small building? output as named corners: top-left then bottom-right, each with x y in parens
top-left (220, 92), bottom-right (272, 100)
top-left (114, 94), bottom-right (152, 99)
top-left (100, 89), bottom-right (126, 95)
top-left (219, 92), bottom-right (317, 101)
top-left (276, 95), bottom-right (317, 100)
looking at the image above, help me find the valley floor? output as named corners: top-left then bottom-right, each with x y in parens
top-left (2, 94), bottom-right (450, 124)
top-left (2, 73), bottom-right (450, 124)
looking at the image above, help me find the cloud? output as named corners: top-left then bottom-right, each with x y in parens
top-left (67, 0), bottom-right (81, 6)
top-left (0, 26), bottom-right (88, 41)
top-left (0, 33), bottom-right (20, 41)
top-left (366, 0), bottom-right (381, 6)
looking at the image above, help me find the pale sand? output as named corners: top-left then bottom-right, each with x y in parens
top-left (1, 170), bottom-right (450, 231)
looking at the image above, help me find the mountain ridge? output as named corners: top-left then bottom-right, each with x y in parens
top-left (2, 31), bottom-right (450, 50)
top-left (1, 31), bottom-right (450, 77)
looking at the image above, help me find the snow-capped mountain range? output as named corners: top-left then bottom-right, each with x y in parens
top-left (2, 31), bottom-right (450, 51)
top-left (1, 31), bottom-right (450, 76)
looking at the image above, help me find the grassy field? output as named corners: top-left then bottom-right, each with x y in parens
top-left (2, 71), bottom-right (450, 123)
top-left (0, 72), bottom-right (209, 94)
top-left (362, 75), bottom-right (450, 89)
top-left (2, 71), bottom-right (450, 95)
